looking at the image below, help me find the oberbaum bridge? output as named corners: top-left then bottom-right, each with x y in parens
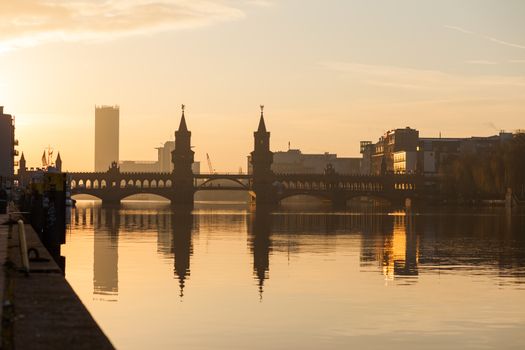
top-left (70, 106), bottom-right (429, 209)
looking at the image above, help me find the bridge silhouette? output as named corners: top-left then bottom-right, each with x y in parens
top-left (70, 106), bottom-right (425, 209)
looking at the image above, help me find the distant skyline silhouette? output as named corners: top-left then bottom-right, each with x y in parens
top-left (1, 1), bottom-right (524, 171)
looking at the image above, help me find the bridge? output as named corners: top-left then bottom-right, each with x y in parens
top-left (70, 106), bottom-right (428, 209)
top-left (69, 168), bottom-right (422, 207)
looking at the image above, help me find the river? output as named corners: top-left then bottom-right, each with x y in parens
top-left (63, 201), bottom-right (525, 349)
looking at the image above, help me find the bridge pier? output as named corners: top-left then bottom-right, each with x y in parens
top-left (331, 192), bottom-right (347, 211)
top-left (101, 198), bottom-right (121, 206)
top-left (253, 188), bottom-right (278, 210)
top-left (171, 189), bottom-right (194, 209)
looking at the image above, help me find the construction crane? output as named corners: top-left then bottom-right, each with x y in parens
top-left (206, 153), bottom-right (215, 174)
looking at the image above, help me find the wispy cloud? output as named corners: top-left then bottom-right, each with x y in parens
top-left (0, 0), bottom-right (247, 53)
top-left (443, 25), bottom-right (474, 35)
top-left (246, 0), bottom-right (274, 7)
top-left (465, 60), bottom-right (498, 65)
top-left (320, 61), bottom-right (525, 90)
top-left (444, 24), bottom-right (525, 50)
top-left (485, 36), bottom-right (525, 50)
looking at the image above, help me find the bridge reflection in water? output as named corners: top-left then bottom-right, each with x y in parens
top-left (68, 203), bottom-right (525, 300)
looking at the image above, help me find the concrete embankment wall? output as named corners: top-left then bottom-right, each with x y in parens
top-left (1, 214), bottom-right (114, 349)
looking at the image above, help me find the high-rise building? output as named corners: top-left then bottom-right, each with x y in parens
top-left (0, 106), bottom-right (16, 179)
top-left (157, 141), bottom-right (175, 172)
top-left (95, 105), bottom-right (119, 172)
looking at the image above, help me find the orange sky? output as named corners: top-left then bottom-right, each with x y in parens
top-left (1, 0), bottom-right (524, 171)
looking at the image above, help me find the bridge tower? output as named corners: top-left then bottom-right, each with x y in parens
top-left (172, 105), bottom-right (195, 208)
top-left (250, 106), bottom-right (276, 207)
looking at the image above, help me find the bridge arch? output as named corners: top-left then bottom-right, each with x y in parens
top-left (196, 177), bottom-right (249, 190)
top-left (278, 192), bottom-right (332, 204)
top-left (71, 193), bottom-right (103, 201)
top-left (121, 193), bottom-right (171, 202)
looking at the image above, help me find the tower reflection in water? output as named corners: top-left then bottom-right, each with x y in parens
top-left (73, 205), bottom-right (421, 301)
top-left (73, 204), bottom-right (196, 300)
top-left (171, 209), bottom-right (194, 298)
top-left (70, 203), bottom-right (525, 301)
top-left (248, 209), bottom-right (272, 299)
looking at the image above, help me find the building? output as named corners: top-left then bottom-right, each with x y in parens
top-left (416, 132), bottom-right (513, 175)
top-left (118, 159), bottom-right (201, 174)
top-left (369, 127), bottom-right (419, 175)
top-left (114, 136), bottom-right (200, 174)
top-left (17, 152), bottom-right (63, 187)
top-left (248, 149), bottom-right (361, 175)
top-left (361, 127), bottom-right (516, 175)
top-left (157, 141), bottom-right (175, 172)
top-left (119, 161), bottom-right (158, 173)
top-left (416, 138), bottom-right (463, 175)
top-left (95, 105), bottom-right (119, 172)
top-left (119, 140), bottom-right (200, 174)
top-left (460, 132), bottom-right (513, 154)
top-left (191, 162), bottom-right (201, 174)
top-left (393, 151), bottom-right (417, 174)
top-left (360, 141), bottom-right (373, 175)
top-left (155, 140), bottom-right (201, 173)
top-left (0, 106), bottom-right (17, 180)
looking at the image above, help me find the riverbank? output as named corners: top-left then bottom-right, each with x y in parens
top-left (1, 214), bottom-right (114, 349)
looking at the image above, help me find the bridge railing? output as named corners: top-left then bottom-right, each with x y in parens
top-left (196, 172), bottom-right (249, 176)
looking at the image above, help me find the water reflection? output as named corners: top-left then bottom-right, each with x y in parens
top-left (171, 210), bottom-right (194, 297)
top-left (380, 214), bottom-right (418, 281)
top-left (414, 210), bottom-right (525, 280)
top-left (94, 207), bottom-right (119, 300)
top-left (248, 210), bottom-right (272, 299)
top-left (69, 204), bottom-right (525, 303)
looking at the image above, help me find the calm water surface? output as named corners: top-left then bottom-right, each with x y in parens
top-left (62, 201), bottom-right (525, 350)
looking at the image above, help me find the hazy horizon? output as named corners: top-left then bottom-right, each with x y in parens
top-left (1, 0), bottom-right (524, 171)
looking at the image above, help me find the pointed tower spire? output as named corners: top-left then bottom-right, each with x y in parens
top-left (19, 152), bottom-right (26, 174)
top-left (258, 279), bottom-right (264, 302)
top-left (257, 105), bottom-right (267, 132)
top-left (56, 152), bottom-right (62, 171)
top-left (178, 274), bottom-right (186, 299)
top-left (178, 104), bottom-right (188, 132)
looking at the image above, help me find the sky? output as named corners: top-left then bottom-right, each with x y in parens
top-left (1, 0), bottom-right (524, 172)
